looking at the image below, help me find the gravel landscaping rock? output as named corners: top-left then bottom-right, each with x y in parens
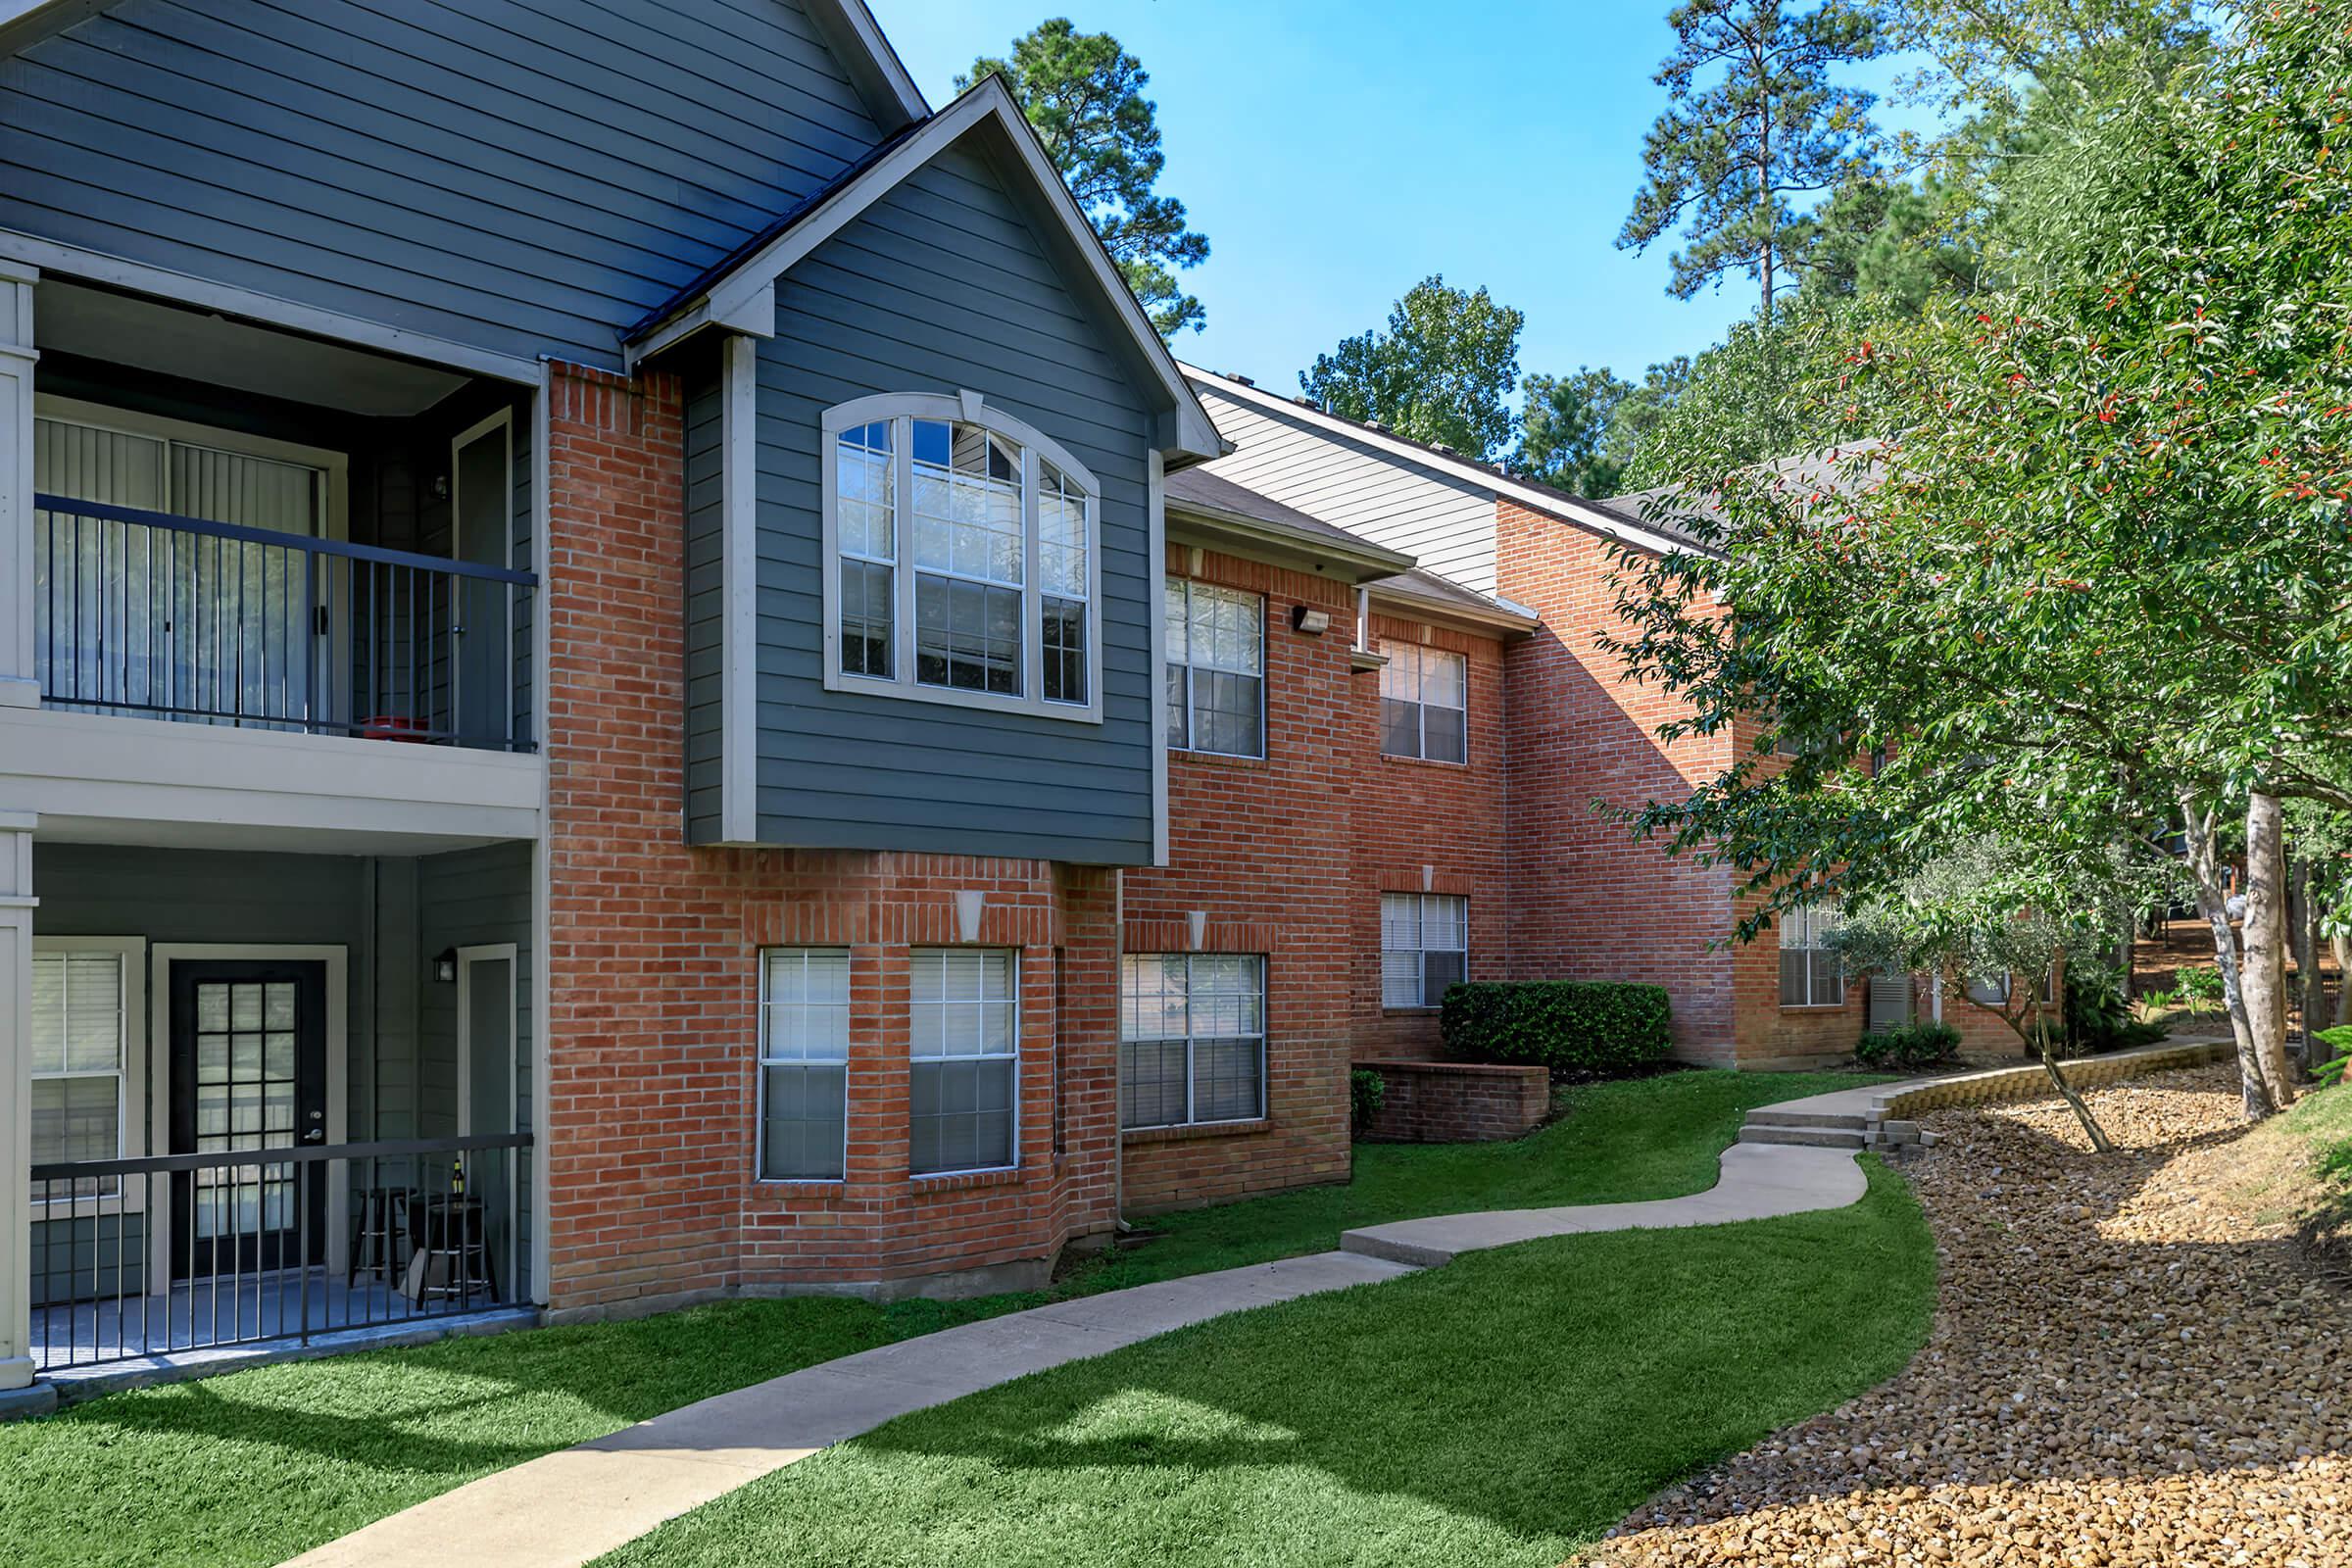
top-left (1589, 1065), bottom-right (2350, 1568)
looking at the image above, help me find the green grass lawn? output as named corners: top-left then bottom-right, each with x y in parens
top-left (1057, 1069), bottom-right (1886, 1293)
top-left (0, 1068), bottom-right (1888, 1568)
top-left (600, 1158), bottom-right (1935, 1568)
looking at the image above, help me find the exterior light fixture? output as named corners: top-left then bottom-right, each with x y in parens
top-left (1292, 605), bottom-right (1331, 636)
top-left (432, 948), bottom-right (458, 984)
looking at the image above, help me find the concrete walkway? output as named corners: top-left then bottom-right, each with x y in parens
top-left (285, 1138), bottom-right (1874, 1568)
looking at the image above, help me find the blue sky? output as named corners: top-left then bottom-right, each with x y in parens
top-left (867, 0), bottom-right (1895, 398)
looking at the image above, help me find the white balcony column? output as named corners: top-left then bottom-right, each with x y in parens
top-left (0, 263), bottom-right (36, 710)
top-left (0, 810), bottom-right (37, 1392)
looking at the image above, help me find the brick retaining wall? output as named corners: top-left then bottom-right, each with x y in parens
top-left (1875, 1039), bottom-right (2234, 1122)
top-left (1352, 1059), bottom-right (1550, 1144)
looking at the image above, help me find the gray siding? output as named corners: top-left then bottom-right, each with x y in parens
top-left (683, 358), bottom-right (727, 840)
top-left (1194, 382), bottom-right (1502, 594)
top-left (744, 141), bottom-right (1157, 863)
top-left (2, 0), bottom-right (885, 368)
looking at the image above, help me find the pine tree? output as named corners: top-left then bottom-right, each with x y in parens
top-left (1619, 0), bottom-right (1882, 321)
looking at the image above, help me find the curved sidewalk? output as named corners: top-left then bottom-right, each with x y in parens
top-left (285, 1139), bottom-right (1870, 1568)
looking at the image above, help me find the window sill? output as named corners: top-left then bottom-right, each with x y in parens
top-left (1123, 1117), bottom-right (1273, 1146)
top-left (1779, 1003), bottom-right (1852, 1013)
top-left (1169, 747), bottom-right (1268, 768)
top-left (823, 666), bottom-right (1104, 726)
top-left (1375, 753), bottom-right (1469, 769)
top-left (907, 1164), bottom-right (1027, 1193)
top-left (1380, 1005), bottom-right (1443, 1017)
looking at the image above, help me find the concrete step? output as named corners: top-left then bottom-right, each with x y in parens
top-left (1737, 1125), bottom-right (1867, 1151)
top-left (1744, 1107), bottom-right (1869, 1131)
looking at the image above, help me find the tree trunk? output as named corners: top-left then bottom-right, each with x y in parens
top-left (2336, 933), bottom-right (2352, 1028)
top-left (2180, 790), bottom-right (2271, 1118)
top-left (2020, 993), bottom-right (2114, 1152)
top-left (2243, 791), bottom-right (2297, 1114)
top-left (2295, 853), bottom-right (2327, 1070)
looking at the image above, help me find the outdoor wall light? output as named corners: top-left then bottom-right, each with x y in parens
top-left (1292, 605), bottom-right (1331, 636)
top-left (432, 948), bottom-right (458, 984)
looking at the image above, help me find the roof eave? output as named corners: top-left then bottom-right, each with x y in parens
top-left (1166, 499), bottom-right (1414, 584)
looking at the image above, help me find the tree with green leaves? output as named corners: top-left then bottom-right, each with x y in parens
top-left (960, 20), bottom-right (1209, 338)
top-left (1829, 837), bottom-right (2179, 1150)
top-left (1512, 368), bottom-right (1636, 498)
top-left (1298, 276), bottom-right (1524, 463)
top-left (1602, 1), bottom-right (2352, 1122)
top-left (1620, 0), bottom-right (1883, 321)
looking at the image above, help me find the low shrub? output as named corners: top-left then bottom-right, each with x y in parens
top-left (1440, 980), bottom-right (1672, 1078)
top-left (1854, 1020), bottom-right (1961, 1070)
top-left (2317, 1025), bottom-right (2352, 1089)
top-left (1349, 1067), bottom-right (1387, 1135)
top-left (2064, 972), bottom-right (2169, 1055)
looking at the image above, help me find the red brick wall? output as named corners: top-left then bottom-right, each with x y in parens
top-left (541, 363), bottom-right (1119, 1313)
top-left (1350, 611), bottom-right (1511, 1060)
top-left (1494, 501), bottom-right (1740, 1064)
top-left (1351, 1058), bottom-right (1549, 1143)
top-left (1120, 547), bottom-right (1357, 1211)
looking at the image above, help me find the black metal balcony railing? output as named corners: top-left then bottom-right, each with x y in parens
top-left (29, 1132), bottom-right (533, 1372)
top-left (33, 494), bottom-right (537, 751)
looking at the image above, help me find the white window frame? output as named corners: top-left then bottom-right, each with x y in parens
top-left (1118, 954), bottom-right (1267, 1129)
top-left (756, 947), bottom-right (853, 1184)
top-left (1380, 893), bottom-right (1468, 1009)
top-left (1379, 642), bottom-right (1468, 762)
top-left (906, 947), bottom-right (1021, 1177)
top-left (29, 937), bottom-right (146, 1214)
top-left (819, 392), bottom-right (1103, 723)
top-left (1165, 578), bottom-right (1266, 759)
top-left (1780, 902), bottom-right (1846, 1008)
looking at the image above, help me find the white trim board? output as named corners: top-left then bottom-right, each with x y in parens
top-left (1180, 363), bottom-right (1698, 561)
top-left (144, 944), bottom-right (351, 1293)
top-left (624, 77), bottom-right (1221, 464)
top-left (718, 336), bottom-right (759, 844)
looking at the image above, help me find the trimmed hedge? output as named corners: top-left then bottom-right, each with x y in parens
top-left (1855, 1020), bottom-right (1960, 1070)
top-left (1440, 980), bottom-right (1673, 1077)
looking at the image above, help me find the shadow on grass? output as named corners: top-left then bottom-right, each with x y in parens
top-left (598, 1163), bottom-right (1938, 1568)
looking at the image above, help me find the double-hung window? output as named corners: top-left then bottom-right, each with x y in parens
top-left (1381, 894), bottom-right (1467, 1008)
top-left (1780, 902), bottom-right (1845, 1006)
top-left (758, 949), bottom-right (851, 1181)
top-left (1165, 579), bottom-right (1264, 757)
top-left (823, 396), bottom-right (1100, 720)
top-left (1380, 644), bottom-right (1467, 761)
top-left (907, 948), bottom-right (1018, 1175)
top-left (30, 945), bottom-right (135, 1200)
top-left (1120, 955), bottom-right (1265, 1128)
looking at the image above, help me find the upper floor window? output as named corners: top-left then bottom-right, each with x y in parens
top-left (1780, 902), bottom-right (1845, 1007)
top-left (1380, 644), bottom-right (1466, 762)
top-left (1165, 579), bottom-right (1264, 758)
top-left (822, 395), bottom-right (1101, 722)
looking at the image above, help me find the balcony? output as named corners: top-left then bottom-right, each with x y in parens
top-left (34, 493), bottom-right (534, 752)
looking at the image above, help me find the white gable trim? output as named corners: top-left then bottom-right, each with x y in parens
top-left (627, 77), bottom-right (1221, 462)
top-left (802, 0), bottom-right (928, 132)
top-left (1180, 364), bottom-right (1695, 559)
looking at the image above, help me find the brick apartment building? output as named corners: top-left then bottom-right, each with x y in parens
top-left (0, 0), bottom-right (2004, 1398)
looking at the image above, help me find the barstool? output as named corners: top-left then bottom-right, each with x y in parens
top-left (346, 1186), bottom-right (414, 1287)
top-left (404, 1194), bottom-right (498, 1305)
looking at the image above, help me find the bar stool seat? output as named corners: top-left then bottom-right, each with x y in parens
top-left (403, 1194), bottom-right (498, 1305)
top-left (346, 1186), bottom-right (415, 1287)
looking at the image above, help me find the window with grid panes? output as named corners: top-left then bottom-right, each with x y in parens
top-left (1779, 902), bottom-right (1846, 1006)
top-left (30, 950), bottom-right (126, 1199)
top-left (758, 949), bottom-right (851, 1180)
top-left (1379, 643), bottom-right (1466, 761)
top-left (1119, 955), bottom-right (1265, 1128)
top-left (1164, 579), bottom-right (1264, 757)
top-left (907, 949), bottom-right (1018, 1175)
top-left (1380, 893), bottom-right (1467, 1008)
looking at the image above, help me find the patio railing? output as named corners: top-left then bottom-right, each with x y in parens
top-left (33, 493), bottom-right (537, 751)
top-left (29, 1132), bottom-right (533, 1372)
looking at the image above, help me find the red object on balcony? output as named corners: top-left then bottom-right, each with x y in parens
top-left (361, 715), bottom-right (430, 742)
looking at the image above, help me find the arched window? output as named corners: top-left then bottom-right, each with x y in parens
top-left (820, 392), bottom-right (1101, 721)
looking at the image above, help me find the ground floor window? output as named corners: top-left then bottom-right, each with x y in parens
top-left (1120, 955), bottom-right (1266, 1128)
top-left (1780, 902), bottom-right (1844, 1007)
top-left (30, 944), bottom-right (137, 1199)
top-left (908, 948), bottom-right (1018, 1175)
top-left (758, 949), bottom-right (852, 1180)
top-left (1381, 893), bottom-right (1467, 1008)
